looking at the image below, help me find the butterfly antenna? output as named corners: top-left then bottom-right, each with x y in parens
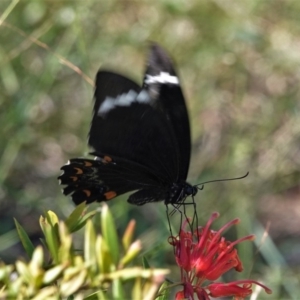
top-left (195, 172), bottom-right (249, 188)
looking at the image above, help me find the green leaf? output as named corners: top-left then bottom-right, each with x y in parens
top-left (0, 264), bottom-right (13, 281)
top-left (60, 269), bottom-right (87, 297)
top-left (14, 218), bottom-right (35, 259)
top-left (65, 202), bottom-right (87, 232)
top-left (45, 211), bottom-right (59, 227)
top-left (95, 235), bottom-right (112, 274)
top-left (156, 281), bottom-right (171, 300)
top-left (39, 238), bottom-right (47, 250)
top-left (29, 246), bottom-right (44, 273)
top-left (15, 260), bottom-right (31, 281)
top-left (31, 286), bottom-right (58, 300)
top-left (71, 210), bottom-right (98, 232)
top-left (142, 256), bottom-right (150, 269)
top-left (43, 264), bottom-right (65, 284)
top-left (58, 222), bottom-right (73, 262)
top-left (84, 220), bottom-right (96, 266)
top-left (132, 276), bottom-right (142, 300)
top-left (112, 278), bottom-right (125, 300)
top-left (41, 218), bottom-right (59, 264)
top-left (84, 291), bottom-right (106, 300)
top-left (120, 240), bottom-right (141, 267)
top-left (122, 220), bottom-right (136, 251)
top-left (40, 212), bottom-right (60, 263)
top-left (101, 204), bottom-right (119, 265)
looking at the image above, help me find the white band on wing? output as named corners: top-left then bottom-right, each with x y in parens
top-left (98, 90), bottom-right (151, 116)
top-left (145, 72), bottom-right (179, 85)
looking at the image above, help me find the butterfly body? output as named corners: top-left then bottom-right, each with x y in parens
top-left (59, 44), bottom-right (197, 206)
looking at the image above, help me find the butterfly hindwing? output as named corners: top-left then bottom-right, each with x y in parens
top-left (58, 155), bottom-right (169, 204)
top-left (128, 188), bottom-right (167, 206)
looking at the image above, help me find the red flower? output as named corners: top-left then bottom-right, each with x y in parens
top-left (169, 213), bottom-right (272, 300)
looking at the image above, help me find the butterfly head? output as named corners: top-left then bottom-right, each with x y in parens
top-left (166, 182), bottom-right (198, 205)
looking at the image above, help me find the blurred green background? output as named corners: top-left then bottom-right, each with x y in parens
top-left (1, 0), bottom-right (300, 298)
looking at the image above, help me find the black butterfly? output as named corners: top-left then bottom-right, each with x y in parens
top-left (58, 44), bottom-right (198, 206)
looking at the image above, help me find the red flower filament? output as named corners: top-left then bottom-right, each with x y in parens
top-left (169, 212), bottom-right (272, 299)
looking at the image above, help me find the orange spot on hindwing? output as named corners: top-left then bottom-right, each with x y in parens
top-left (74, 168), bottom-right (83, 174)
top-left (70, 176), bottom-right (78, 182)
top-left (83, 190), bottom-right (91, 197)
top-left (84, 161), bottom-right (93, 167)
top-left (104, 191), bottom-right (117, 200)
top-left (103, 156), bottom-right (112, 163)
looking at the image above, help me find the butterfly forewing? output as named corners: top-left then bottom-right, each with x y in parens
top-left (88, 70), bottom-right (181, 183)
top-left (89, 71), bottom-right (141, 150)
top-left (143, 44), bottom-right (191, 179)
